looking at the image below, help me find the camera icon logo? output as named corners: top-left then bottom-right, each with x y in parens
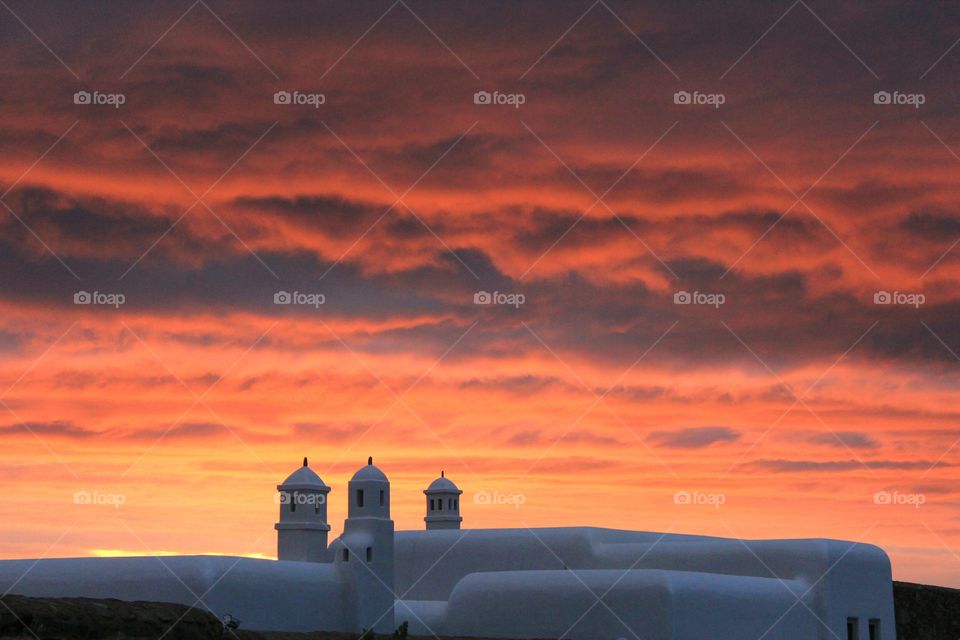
top-left (473, 490), bottom-right (491, 504)
top-left (673, 291), bottom-right (692, 304)
top-left (673, 491), bottom-right (691, 505)
top-left (673, 91), bottom-right (691, 105)
top-left (274, 91), bottom-right (292, 105)
top-left (74, 291), bottom-right (92, 305)
top-left (873, 91), bottom-right (891, 105)
top-left (74, 91), bottom-right (91, 105)
top-left (873, 291), bottom-right (891, 304)
top-left (873, 491), bottom-right (891, 505)
top-left (474, 291), bottom-right (492, 304)
top-left (274, 291), bottom-right (292, 305)
top-left (473, 91), bottom-right (492, 105)
top-left (73, 491), bottom-right (92, 505)
top-left (275, 492), bottom-right (291, 505)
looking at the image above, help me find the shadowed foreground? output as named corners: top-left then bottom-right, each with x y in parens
top-left (0, 594), bottom-right (477, 640)
top-left (893, 582), bottom-right (960, 640)
top-left (1, 582), bottom-right (958, 639)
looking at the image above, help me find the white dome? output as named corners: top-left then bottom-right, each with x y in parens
top-left (278, 457), bottom-right (329, 490)
top-left (425, 472), bottom-right (461, 494)
top-left (351, 456), bottom-right (388, 482)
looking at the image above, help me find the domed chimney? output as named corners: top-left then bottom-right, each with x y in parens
top-left (424, 470), bottom-right (463, 530)
top-left (274, 457), bottom-right (331, 562)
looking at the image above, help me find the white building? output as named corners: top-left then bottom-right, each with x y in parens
top-left (274, 457), bottom-right (331, 562)
top-left (0, 458), bottom-right (896, 640)
top-left (423, 471), bottom-right (462, 530)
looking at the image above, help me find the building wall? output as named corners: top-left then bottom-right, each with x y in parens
top-left (330, 524), bottom-right (396, 634)
top-left (395, 527), bottom-right (754, 599)
top-left (0, 555), bottom-right (347, 632)
top-left (276, 526), bottom-right (331, 563)
top-left (817, 541), bottom-right (896, 640)
top-left (394, 527), bottom-right (896, 640)
top-left (406, 569), bottom-right (674, 639)
top-left (398, 569), bottom-right (816, 640)
top-left (397, 570), bottom-right (820, 640)
top-left (0, 527), bottom-right (896, 639)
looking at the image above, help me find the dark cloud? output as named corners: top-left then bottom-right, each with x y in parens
top-left (3, 3), bottom-right (960, 432)
top-left (560, 431), bottom-right (623, 446)
top-left (535, 456), bottom-right (621, 474)
top-left (291, 422), bottom-right (371, 443)
top-left (459, 375), bottom-right (564, 394)
top-left (0, 421), bottom-right (97, 439)
top-left (900, 210), bottom-right (960, 240)
top-left (0, 420), bottom-right (229, 442)
top-left (123, 422), bottom-right (232, 441)
top-left (6, 187), bottom-right (203, 261)
top-left (503, 429), bottom-right (623, 447)
top-left (4, 200), bottom-right (960, 374)
top-left (809, 431), bottom-right (880, 450)
top-left (507, 430), bottom-right (541, 446)
top-left (595, 385), bottom-right (668, 402)
top-left (231, 193), bottom-right (386, 237)
top-left (748, 459), bottom-right (952, 473)
top-left (647, 426), bottom-right (741, 449)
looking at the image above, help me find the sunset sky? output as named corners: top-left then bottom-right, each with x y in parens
top-left (1, 0), bottom-right (960, 588)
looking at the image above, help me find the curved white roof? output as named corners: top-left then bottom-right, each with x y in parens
top-left (351, 457), bottom-right (388, 482)
top-left (425, 473), bottom-right (461, 494)
top-left (279, 458), bottom-right (329, 490)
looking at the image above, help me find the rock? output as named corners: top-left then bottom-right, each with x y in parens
top-left (894, 581), bottom-right (960, 640)
top-left (0, 593), bottom-right (222, 639)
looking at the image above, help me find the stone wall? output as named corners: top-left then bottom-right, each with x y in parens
top-left (893, 581), bottom-right (960, 640)
top-left (0, 593), bottom-right (221, 639)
